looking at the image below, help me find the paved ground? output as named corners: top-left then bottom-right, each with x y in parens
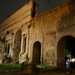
top-left (0, 68), bottom-right (75, 75)
top-left (0, 64), bottom-right (75, 75)
top-left (0, 71), bottom-right (75, 75)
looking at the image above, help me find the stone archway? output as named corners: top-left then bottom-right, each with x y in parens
top-left (6, 43), bottom-right (10, 55)
top-left (13, 30), bottom-right (22, 63)
top-left (32, 41), bottom-right (41, 64)
top-left (57, 35), bottom-right (75, 67)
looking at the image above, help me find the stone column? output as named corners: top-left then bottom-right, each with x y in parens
top-left (0, 42), bottom-right (2, 64)
top-left (20, 34), bottom-right (24, 54)
top-left (27, 25), bottom-right (31, 62)
top-left (11, 33), bottom-right (15, 58)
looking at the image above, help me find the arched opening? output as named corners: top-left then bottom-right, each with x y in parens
top-left (14, 30), bottom-right (22, 63)
top-left (32, 41), bottom-right (41, 64)
top-left (23, 35), bottom-right (27, 53)
top-left (7, 44), bottom-right (10, 54)
top-left (57, 35), bottom-right (75, 67)
top-left (5, 41), bottom-right (10, 56)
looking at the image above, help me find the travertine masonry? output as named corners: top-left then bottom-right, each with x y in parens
top-left (0, 0), bottom-right (75, 67)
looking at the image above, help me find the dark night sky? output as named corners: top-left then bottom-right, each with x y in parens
top-left (0, 0), bottom-right (69, 23)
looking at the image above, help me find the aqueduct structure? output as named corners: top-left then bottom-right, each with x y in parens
top-left (0, 0), bottom-right (75, 67)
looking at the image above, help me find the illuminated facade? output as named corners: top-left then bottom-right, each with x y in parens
top-left (0, 0), bottom-right (75, 67)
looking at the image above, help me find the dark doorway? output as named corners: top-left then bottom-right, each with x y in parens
top-left (7, 44), bottom-right (10, 54)
top-left (57, 36), bottom-right (75, 67)
top-left (14, 30), bottom-right (22, 63)
top-left (32, 41), bottom-right (41, 64)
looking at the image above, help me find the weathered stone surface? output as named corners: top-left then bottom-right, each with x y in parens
top-left (0, 0), bottom-right (75, 67)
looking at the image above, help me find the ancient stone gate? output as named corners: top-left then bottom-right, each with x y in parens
top-left (0, 0), bottom-right (75, 67)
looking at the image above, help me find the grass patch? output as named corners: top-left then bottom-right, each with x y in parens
top-left (36, 64), bottom-right (50, 68)
top-left (70, 62), bottom-right (75, 69)
top-left (0, 64), bottom-right (21, 72)
top-left (36, 64), bottom-right (65, 73)
top-left (36, 64), bottom-right (55, 69)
